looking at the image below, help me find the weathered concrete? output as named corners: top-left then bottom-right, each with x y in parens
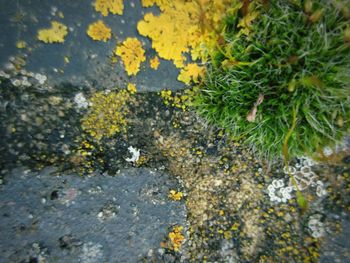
top-left (0, 167), bottom-right (186, 263)
top-left (0, 0), bottom-right (183, 91)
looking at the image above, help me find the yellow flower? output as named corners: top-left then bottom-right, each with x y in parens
top-left (94, 0), bottom-right (124, 16)
top-left (87, 20), bottom-right (112, 42)
top-left (115, 38), bottom-right (146, 76)
top-left (168, 225), bottom-right (185, 251)
top-left (37, 21), bottom-right (68, 43)
top-left (177, 63), bottom-right (204, 85)
top-left (150, 56), bottom-right (160, 70)
top-left (168, 190), bottom-right (183, 201)
top-left (127, 83), bottom-right (137, 94)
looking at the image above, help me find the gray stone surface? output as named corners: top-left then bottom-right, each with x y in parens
top-left (320, 213), bottom-right (350, 263)
top-left (0, 0), bottom-right (183, 91)
top-left (0, 167), bottom-right (186, 263)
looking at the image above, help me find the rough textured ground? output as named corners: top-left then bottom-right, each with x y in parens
top-left (0, 167), bottom-right (186, 263)
top-left (0, 0), bottom-right (349, 262)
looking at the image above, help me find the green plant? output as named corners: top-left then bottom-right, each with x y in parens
top-left (194, 0), bottom-right (350, 159)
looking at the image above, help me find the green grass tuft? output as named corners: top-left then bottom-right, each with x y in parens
top-left (194, 0), bottom-right (350, 160)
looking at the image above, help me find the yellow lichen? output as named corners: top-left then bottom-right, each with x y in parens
top-left (94, 0), bottom-right (124, 16)
top-left (160, 88), bottom-right (198, 111)
top-left (87, 20), bottom-right (112, 42)
top-left (168, 190), bottom-right (183, 201)
top-left (115, 38), bottom-right (146, 76)
top-left (168, 225), bottom-right (185, 251)
top-left (127, 83), bottom-right (137, 94)
top-left (177, 63), bottom-right (204, 85)
top-left (137, 0), bottom-right (231, 67)
top-left (81, 90), bottom-right (132, 140)
top-left (16, 40), bottom-right (26, 49)
top-left (37, 21), bottom-right (68, 43)
top-left (149, 56), bottom-right (160, 70)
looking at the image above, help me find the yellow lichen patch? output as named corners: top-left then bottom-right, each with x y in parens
top-left (94, 0), bottom-right (124, 16)
top-left (115, 38), bottom-right (146, 76)
top-left (81, 90), bottom-right (132, 140)
top-left (160, 88), bottom-right (198, 111)
top-left (168, 225), bottom-right (185, 251)
top-left (168, 190), bottom-right (183, 201)
top-left (149, 56), bottom-right (160, 70)
top-left (137, 0), bottom-right (231, 67)
top-left (177, 63), bottom-right (204, 85)
top-left (16, 40), bottom-right (27, 49)
top-left (127, 83), bottom-right (137, 94)
top-left (87, 20), bottom-right (112, 42)
top-left (37, 21), bottom-right (68, 43)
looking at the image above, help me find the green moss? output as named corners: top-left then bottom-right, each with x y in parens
top-left (194, 0), bottom-right (350, 159)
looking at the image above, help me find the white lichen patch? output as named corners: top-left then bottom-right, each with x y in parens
top-left (308, 214), bottom-right (325, 238)
top-left (34, 73), bottom-right (47, 85)
top-left (283, 156), bottom-right (327, 197)
top-left (80, 242), bottom-right (104, 263)
top-left (267, 179), bottom-right (293, 203)
top-left (74, 92), bottom-right (89, 109)
top-left (125, 146), bottom-right (140, 163)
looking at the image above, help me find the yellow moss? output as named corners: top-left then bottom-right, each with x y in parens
top-left (168, 225), bottom-right (185, 251)
top-left (149, 56), bottom-right (160, 70)
top-left (177, 63), bottom-right (205, 85)
top-left (81, 90), bottom-right (132, 140)
top-left (168, 190), bottom-right (183, 201)
top-left (87, 20), bottom-right (112, 42)
top-left (94, 0), bottom-right (124, 16)
top-left (115, 38), bottom-right (146, 76)
top-left (127, 83), bottom-right (137, 94)
top-left (37, 21), bottom-right (68, 43)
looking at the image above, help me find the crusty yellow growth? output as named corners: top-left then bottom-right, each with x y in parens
top-left (168, 225), bottom-right (185, 251)
top-left (160, 87), bottom-right (199, 111)
top-left (141, 0), bottom-right (168, 10)
top-left (16, 40), bottom-right (27, 49)
top-left (137, 0), bottom-right (231, 67)
top-left (127, 83), bottom-right (137, 94)
top-left (87, 20), bottom-right (112, 42)
top-left (149, 56), bottom-right (160, 70)
top-left (168, 190), bottom-right (183, 201)
top-left (115, 38), bottom-right (146, 76)
top-left (177, 63), bottom-right (204, 85)
top-left (94, 0), bottom-right (124, 16)
top-left (81, 90), bottom-right (131, 140)
top-left (37, 21), bottom-right (68, 43)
